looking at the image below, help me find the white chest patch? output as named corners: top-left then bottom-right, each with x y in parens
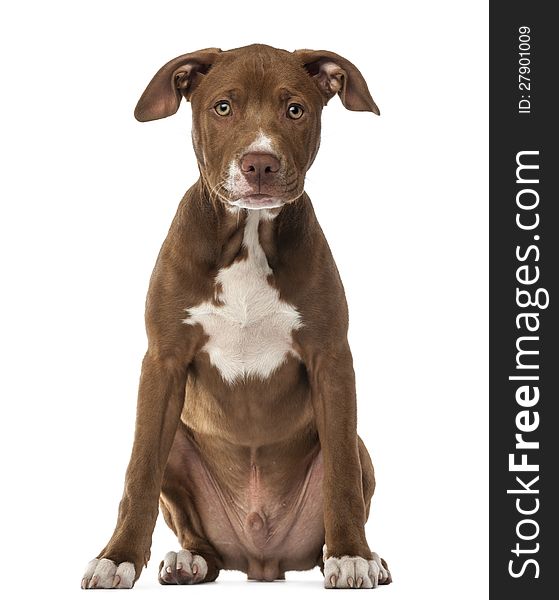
top-left (183, 211), bottom-right (302, 384)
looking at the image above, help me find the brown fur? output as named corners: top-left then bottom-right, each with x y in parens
top-left (85, 44), bottom-right (389, 588)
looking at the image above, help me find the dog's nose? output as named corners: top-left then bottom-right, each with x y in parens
top-left (241, 153), bottom-right (280, 177)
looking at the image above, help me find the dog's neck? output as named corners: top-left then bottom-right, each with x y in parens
top-left (173, 178), bottom-right (314, 272)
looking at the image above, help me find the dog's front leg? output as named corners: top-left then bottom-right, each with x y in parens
top-left (307, 342), bottom-right (388, 589)
top-left (82, 352), bottom-right (187, 589)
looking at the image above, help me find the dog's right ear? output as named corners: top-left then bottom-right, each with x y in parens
top-left (134, 48), bottom-right (221, 122)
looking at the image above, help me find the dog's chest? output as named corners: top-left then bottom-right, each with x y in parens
top-left (183, 211), bottom-right (302, 384)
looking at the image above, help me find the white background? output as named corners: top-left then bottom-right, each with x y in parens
top-left (0, 1), bottom-right (488, 598)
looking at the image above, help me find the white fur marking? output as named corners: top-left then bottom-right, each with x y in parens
top-left (246, 130), bottom-right (275, 154)
top-left (230, 197), bottom-right (285, 210)
top-left (225, 159), bottom-right (252, 196)
top-left (184, 211), bottom-right (302, 383)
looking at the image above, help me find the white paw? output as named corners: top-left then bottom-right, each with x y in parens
top-left (158, 549), bottom-right (208, 585)
top-left (81, 558), bottom-right (135, 589)
top-left (323, 546), bottom-right (390, 589)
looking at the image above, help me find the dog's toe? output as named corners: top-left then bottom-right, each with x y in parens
top-left (374, 553), bottom-right (392, 585)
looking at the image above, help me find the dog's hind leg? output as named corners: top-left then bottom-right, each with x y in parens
top-left (158, 484), bottom-right (221, 584)
top-left (358, 435), bottom-right (376, 519)
top-left (358, 436), bottom-right (392, 585)
top-left (157, 425), bottom-right (223, 585)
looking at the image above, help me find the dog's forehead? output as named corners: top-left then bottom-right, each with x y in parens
top-left (201, 44), bottom-right (318, 98)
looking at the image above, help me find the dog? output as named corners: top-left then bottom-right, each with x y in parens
top-left (81, 43), bottom-right (391, 590)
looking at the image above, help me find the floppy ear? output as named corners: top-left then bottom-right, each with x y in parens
top-left (293, 49), bottom-right (379, 115)
top-left (134, 48), bottom-right (222, 122)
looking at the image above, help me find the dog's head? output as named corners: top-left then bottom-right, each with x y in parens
top-left (135, 44), bottom-right (379, 211)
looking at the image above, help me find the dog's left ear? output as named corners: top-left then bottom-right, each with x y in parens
top-left (134, 48), bottom-right (222, 122)
top-left (293, 49), bottom-right (379, 115)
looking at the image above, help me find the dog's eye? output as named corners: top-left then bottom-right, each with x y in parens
top-left (214, 101), bottom-right (232, 116)
top-left (287, 104), bottom-right (304, 120)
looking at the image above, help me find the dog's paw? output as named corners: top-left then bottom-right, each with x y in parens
top-left (324, 552), bottom-right (391, 589)
top-left (81, 558), bottom-right (135, 589)
top-left (158, 549), bottom-right (209, 585)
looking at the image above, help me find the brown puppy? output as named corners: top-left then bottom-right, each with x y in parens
top-left (81, 43), bottom-right (391, 590)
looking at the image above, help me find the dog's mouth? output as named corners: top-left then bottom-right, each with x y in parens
top-left (228, 194), bottom-right (285, 211)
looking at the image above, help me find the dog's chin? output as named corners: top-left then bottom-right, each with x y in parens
top-left (228, 194), bottom-right (285, 211)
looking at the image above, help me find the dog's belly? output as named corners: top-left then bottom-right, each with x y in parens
top-left (163, 424), bottom-right (324, 580)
